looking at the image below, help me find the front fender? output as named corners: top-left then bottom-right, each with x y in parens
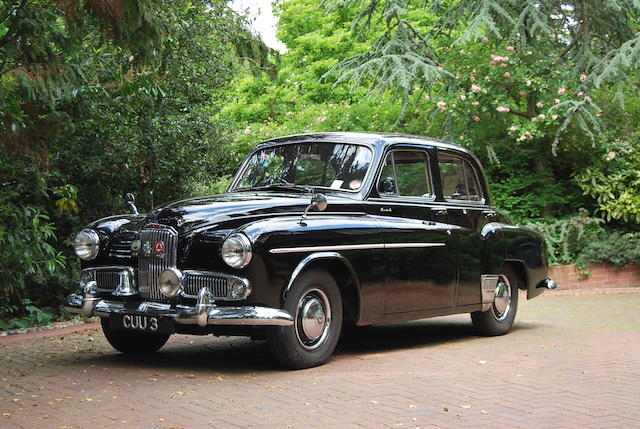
top-left (239, 214), bottom-right (385, 322)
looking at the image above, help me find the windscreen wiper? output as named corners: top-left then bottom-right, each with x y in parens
top-left (237, 183), bottom-right (315, 193)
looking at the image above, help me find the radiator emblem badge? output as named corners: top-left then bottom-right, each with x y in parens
top-left (154, 240), bottom-right (165, 254)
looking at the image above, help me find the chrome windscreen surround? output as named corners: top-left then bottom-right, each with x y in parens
top-left (137, 224), bottom-right (178, 301)
top-left (182, 270), bottom-right (252, 301)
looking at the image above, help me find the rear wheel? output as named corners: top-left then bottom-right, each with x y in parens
top-left (267, 269), bottom-right (343, 369)
top-left (471, 266), bottom-right (519, 336)
top-left (100, 318), bottom-right (170, 354)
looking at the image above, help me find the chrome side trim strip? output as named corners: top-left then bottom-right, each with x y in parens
top-left (269, 242), bottom-right (445, 254)
top-left (384, 242), bottom-right (446, 249)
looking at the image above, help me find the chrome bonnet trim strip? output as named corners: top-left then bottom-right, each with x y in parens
top-left (269, 242), bottom-right (445, 254)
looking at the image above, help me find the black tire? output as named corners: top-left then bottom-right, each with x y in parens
top-left (100, 317), bottom-right (170, 354)
top-left (267, 269), bottom-right (343, 369)
top-left (471, 265), bottom-right (519, 336)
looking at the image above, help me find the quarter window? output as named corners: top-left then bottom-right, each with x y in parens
top-left (438, 154), bottom-right (483, 201)
top-left (378, 151), bottom-right (432, 198)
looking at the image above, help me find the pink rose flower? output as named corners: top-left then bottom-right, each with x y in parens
top-left (504, 72), bottom-right (511, 78)
top-left (580, 73), bottom-right (587, 82)
top-left (510, 126), bottom-right (517, 132)
top-left (538, 114), bottom-right (545, 120)
top-left (473, 116), bottom-right (480, 121)
top-left (471, 84), bottom-right (481, 93)
top-left (496, 106), bottom-right (510, 113)
top-left (536, 102), bottom-right (544, 108)
top-left (506, 46), bottom-right (515, 52)
top-left (526, 80), bottom-right (532, 87)
top-left (577, 91), bottom-right (585, 97)
top-left (558, 88), bottom-right (566, 95)
top-left (482, 36), bottom-right (489, 43)
top-left (460, 94), bottom-right (467, 101)
top-left (551, 115), bottom-right (558, 120)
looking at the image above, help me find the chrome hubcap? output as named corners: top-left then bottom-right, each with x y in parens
top-left (295, 289), bottom-right (331, 350)
top-left (493, 275), bottom-right (511, 321)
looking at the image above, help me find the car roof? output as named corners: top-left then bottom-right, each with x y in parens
top-left (258, 132), bottom-right (476, 158)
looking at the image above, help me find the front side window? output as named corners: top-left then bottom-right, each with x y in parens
top-left (232, 142), bottom-right (373, 192)
top-left (378, 150), bottom-right (432, 198)
top-left (438, 153), bottom-right (482, 201)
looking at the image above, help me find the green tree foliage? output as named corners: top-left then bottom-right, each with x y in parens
top-left (324, 0), bottom-right (640, 148)
top-left (0, 0), bottom-right (253, 322)
top-left (576, 138), bottom-right (640, 224)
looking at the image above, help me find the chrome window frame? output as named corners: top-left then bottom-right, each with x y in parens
top-left (373, 148), bottom-right (436, 202)
top-left (437, 152), bottom-right (486, 205)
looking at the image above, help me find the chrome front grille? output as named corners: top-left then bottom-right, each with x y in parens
top-left (138, 225), bottom-right (178, 301)
top-left (108, 236), bottom-right (134, 258)
top-left (183, 272), bottom-right (231, 298)
top-left (86, 269), bottom-right (120, 292)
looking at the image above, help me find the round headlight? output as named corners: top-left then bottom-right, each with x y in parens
top-left (221, 233), bottom-right (252, 269)
top-left (74, 229), bottom-right (100, 260)
top-left (158, 268), bottom-right (184, 298)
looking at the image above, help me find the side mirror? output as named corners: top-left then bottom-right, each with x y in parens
top-left (299, 193), bottom-right (327, 225)
top-left (125, 193), bottom-right (138, 215)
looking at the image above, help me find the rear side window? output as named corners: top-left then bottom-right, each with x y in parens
top-left (438, 153), bottom-right (483, 202)
top-left (378, 150), bottom-right (432, 198)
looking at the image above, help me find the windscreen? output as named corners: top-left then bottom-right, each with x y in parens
top-left (233, 142), bottom-right (373, 192)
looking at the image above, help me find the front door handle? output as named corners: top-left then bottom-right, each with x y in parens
top-left (431, 206), bottom-right (448, 217)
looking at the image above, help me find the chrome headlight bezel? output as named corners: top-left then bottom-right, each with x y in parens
top-left (221, 233), bottom-right (253, 269)
top-left (158, 268), bottom-right (184, 298)
top-left (73, 229), bottom-right (100, 261)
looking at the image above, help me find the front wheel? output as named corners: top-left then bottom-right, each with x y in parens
top-left (100, 318), bottom-right (170, 354)
top-left (267, 269), bottom-right (343, 369)
top-left (471, 266), bottom-right (519, 336)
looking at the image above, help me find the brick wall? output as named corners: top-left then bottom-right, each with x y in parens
top-left (549, 263), bottom-right (640, 290)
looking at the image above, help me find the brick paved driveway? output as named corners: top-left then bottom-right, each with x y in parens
top-left (2, 292), bottom-right (639, 428)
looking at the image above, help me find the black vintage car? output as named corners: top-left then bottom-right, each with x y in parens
top-left (67, 132), bottom-right (556, 369)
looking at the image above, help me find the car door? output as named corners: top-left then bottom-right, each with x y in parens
top-left (366, 148), bottom-right (457, 314)
top-left (436, 150), bottom-right (498, 306)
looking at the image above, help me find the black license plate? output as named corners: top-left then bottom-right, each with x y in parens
top-left (110, 314), bottom-right (174, 335)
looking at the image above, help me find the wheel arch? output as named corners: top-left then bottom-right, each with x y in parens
top-left (502, 260), bottom-right (528, 290)
top-left (282, 252), bottom-right (361, 323)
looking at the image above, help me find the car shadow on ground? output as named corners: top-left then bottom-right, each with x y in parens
top-left (74, 316), bottom-right (539, 373)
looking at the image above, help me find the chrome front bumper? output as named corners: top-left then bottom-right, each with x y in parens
top-left (65, 288), bottom-right (293, 327)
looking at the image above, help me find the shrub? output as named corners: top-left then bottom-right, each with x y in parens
top-left (574, 231), bottom-right (640, 269)
top-left (525, 212), bottom-right (604, 266)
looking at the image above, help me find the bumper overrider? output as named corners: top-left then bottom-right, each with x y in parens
top-left (65, 267), bottom-right (293, 327)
